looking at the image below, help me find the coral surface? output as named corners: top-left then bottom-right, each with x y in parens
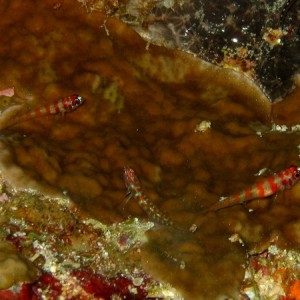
top-left (0, 0), bottom-right (299, 299)
top-left (85, 0), bottom-right (300, 101)
top-left (0, 184), bottom-right (177, 298)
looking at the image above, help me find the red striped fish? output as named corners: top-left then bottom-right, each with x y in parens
top-left (9, 94), bottom-right (84, 127)
top-left (204, 165), bottom-right (300, 213)
top-left (123, 167), bottom-right (174, 227)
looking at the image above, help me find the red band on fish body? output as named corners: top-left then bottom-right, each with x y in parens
top-left (204, 165), bottom-right (300, 213)
top-left (123, 167), bottom-right (174, 227)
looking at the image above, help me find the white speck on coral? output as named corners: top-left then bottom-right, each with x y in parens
top-left (189, 223), bottom-right (197, 232)
top-left (128, 285), bottom-right (138, 294)
top-left (195, 120), bottom-right (211, 133)
top-left (292, 124), bottom-right (300, 132)
top-left (271, 123), bottom-right (289, 132)
top-left (255, 167), bottom-right (268, 176)
top-left (268, 245), bottom-right (280, 255)
top-left (219, 196), bottom-right (226, 202)
top-left (50, 265), bottom-right (57, 273)
top-left (228, 233), bottom-right (245, 246)
top-left (179, 260), bottom-right (185, 269)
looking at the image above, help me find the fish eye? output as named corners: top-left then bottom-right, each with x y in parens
top-left (76, 96), bottom-right (83, 104)
top-left (73, 96), bottom-right (82, 106)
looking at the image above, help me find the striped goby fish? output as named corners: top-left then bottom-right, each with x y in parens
top-left (204, 165), bottom-right (300, 214)
top-left (9, 94), bottom-right (84, 127)
top-left (123, 167), bottom-right (174, 227)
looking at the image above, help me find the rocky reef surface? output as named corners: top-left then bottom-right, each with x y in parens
top-left (83, 0), bottom-right (300, 101)
top-left (0, 0), bottom-right (299, 299)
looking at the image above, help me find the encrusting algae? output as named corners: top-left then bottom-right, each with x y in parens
top-left (0, 179), bottom-right (179, 298)
top-left (0, 0), bottom-right (299, 299)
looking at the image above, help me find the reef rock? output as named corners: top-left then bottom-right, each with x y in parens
top-left (82, 0), bottom-right (300, 101)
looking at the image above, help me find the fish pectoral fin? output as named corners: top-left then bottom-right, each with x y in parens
top-left (271, 193), bottom-right (279, 202)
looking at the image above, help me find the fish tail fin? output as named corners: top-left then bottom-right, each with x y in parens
top-left (114, 192), bottom-right (132, 211)
top-left (201, 196), bottom-right (236, 214)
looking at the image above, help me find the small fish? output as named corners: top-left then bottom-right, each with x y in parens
top-left (123, 167), bottom-right (174, 227)
top-left (9, 94), bottom-right (85, 127)
top-left (204, 165), bottom-right (300, 213)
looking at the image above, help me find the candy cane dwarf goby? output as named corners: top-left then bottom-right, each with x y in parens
top-left (123, 167), bottom-right (174, 227)
top-left (204, 165), bottom-right (300, 214)
top-left (6, 94), bottom-right (84, 128)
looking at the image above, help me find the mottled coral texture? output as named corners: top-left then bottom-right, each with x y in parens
top-left (0, 0), bottom-right (299, 299)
